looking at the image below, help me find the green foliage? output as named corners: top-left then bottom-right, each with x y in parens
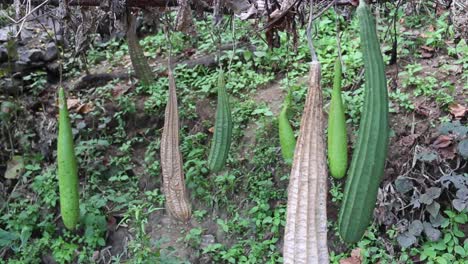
top-left (1, 5), bottom-right (465, 264)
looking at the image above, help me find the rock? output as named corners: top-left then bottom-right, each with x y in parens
top-left (26, 49), bottom-right (45, 62)
top-left (1, 78), bottom-right (23, 96)
top-left (44, 42), bottom-right (58, 61)
top-left (46, 61), bottom-right (60, 75)
top-left (12, 60), bottom-right (29, 73)
top-left (0, 26), bottom-right (16, 42)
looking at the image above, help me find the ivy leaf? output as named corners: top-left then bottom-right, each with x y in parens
top-left (439, 174), bottom-right (467, 189)
top-left (416, 149), bottom-right (438, 162)
top-left (426, 202), bottom-right (440, 217)
top-left (395, 177), bottom-right (414, 193)
top-left (397, 232), bottom-right (417, 248)
top-left (423, 222), bottom-right (441, 241)
top-left (452, 199), bottom-right (467, 212)
top-left (456, 187), bottom-right (468, 199)
top-left (408, 220), bottom-right (423, 236)
top-left (429, 213), bottom-right (447, 227)
top-left (427, 187), bottom-right (442, 199)
top-left (439, 121), bottom-right (468, 136)
top-left (420, 187), bottom-right (442, 204)
top-left (457, 139), bottom-right (468, 159)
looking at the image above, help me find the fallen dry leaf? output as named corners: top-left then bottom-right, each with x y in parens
top-left (340, 248), bottom-right (362, 264)
top-left (76, 103), bottom-right (94, 114)
top-left (399, 134), bottom-right (419, 147)
top-left (340, 257), bottom-right (360, 264)
top-left (449, 103), bottom-right (467, 118)
top-left (420, 51), bottom-right (433, 59)
top-left (111, 84), bottom-right (132, 98)
top-left (439, 145), bottom-right (457, 160)
top-left (66, 98), bottom-right (80, 110)
top-left (433, 135), bottom-right (453, 149)
top-left (351, 248), bottom-right (362, 259)
top-left (420, 45), bottom-right (435, 52)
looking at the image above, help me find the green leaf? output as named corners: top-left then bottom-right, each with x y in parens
top-left (4, 155), bottom-right (25, 179)
top-left (408, 220), bottom-right (423, 236)
top-left (417, 149), bottom-right (438, 162)
top-left (0, 228), bottom-right (19, 248)
top-left (397, 232), bottom-right (417, 248)
top-left (427, 202), bottom-right (440, 217)
top-left (435, 257), bottom-right (448, 264)
top-left (395, 177), bottom-right (414, 193)
top-left (423, 222), bottom-right (441, 241)
top-left (430, 213), bottom-right (447, 227)
top-left (458, 139), bottom-right (468, 159)
top-left (454, 245), bottom-right (466, 256)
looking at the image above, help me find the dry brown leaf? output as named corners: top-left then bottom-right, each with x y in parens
top-left (76, 103), bottom-right (94, 114)
top-left (421, 51), bottom-right (433, 59)
top-left (433, 135), bottom-right (453, 149)
top-left (420, 45), bottom-right (435, 52)
top-left (67, 98), bottom-right (80, 110)
top-left (439, 145), bottom-right (457, 160)
top-left (351, 248), bottom-right (362, 259)
top-left (399, 134), bottom-right (419, 147)
top-left (111, 84), bottom-right (131, 98)
top-left (340, 256), bottom-right (361, 264)
top-left (340, 248), bottom-right (362, 264)
top-left (449, 103), bottom-right (467, 118)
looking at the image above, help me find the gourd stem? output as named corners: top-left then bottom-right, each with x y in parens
top-left (306, 0), bottom-right (318, 62)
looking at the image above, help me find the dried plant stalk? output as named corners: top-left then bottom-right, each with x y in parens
top-left (283, 61), bottom-right (328, 264)
top-left (161, 68), bottom-right (191, 221)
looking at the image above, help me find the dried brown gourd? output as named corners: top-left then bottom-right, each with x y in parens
top-left (160, 68), bottom-right (191, 221)
top-left (283, 61), bottom-right (328, 264)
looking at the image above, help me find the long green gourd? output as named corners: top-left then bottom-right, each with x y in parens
top-left (57, 87), bottom-right (79, 230)
top-left (327, 58), bottom-right (347, 179)
top-left (278, 90), bottom-right (296, 165)
top-left (338, 0), bottom-right (389, 243)
top-left (208, 70), bottom-right (232, 172)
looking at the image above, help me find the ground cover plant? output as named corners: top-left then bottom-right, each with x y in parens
top-left (0, 0), bottom-right (467, 263)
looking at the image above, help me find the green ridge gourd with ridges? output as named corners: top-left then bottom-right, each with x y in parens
top-left (338, 0), bottom-right (389, 243)
top-left (278, 90), bottom-right (296, 165)
top-left (57, 87), bottom-right (80, 230)
top-left (208, 70), bottom-right (233, 172)
top-left (327, 58), bottom-right (348, 179)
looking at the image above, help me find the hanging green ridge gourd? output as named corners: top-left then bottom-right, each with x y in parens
top-left (208, 69), bottom-right (233, 172)
top-left (57, 87), bottom-right (80, 230)
top-left (126, 13), bottom-right (154, 87)
top-left (338, 0), bottom-right (389, 243)
top-left (278, 89), bottom-right (296, 165)
top-left (327, 57), bottom-right (348, 179)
